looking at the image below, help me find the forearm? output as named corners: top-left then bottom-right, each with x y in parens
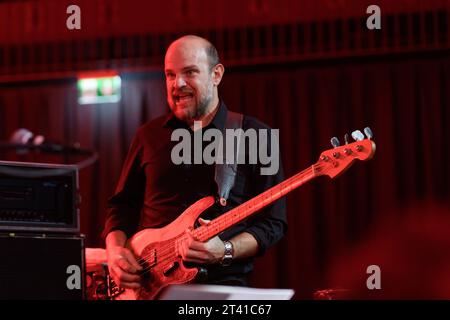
top-left (229, 232), bottom-right (259, 260)
top-left (106, 230), bottom-right (128, 249)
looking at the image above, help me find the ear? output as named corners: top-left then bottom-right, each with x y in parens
top-left (211, 63), bottom-right (225, 86)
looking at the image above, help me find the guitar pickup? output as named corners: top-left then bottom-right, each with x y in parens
top-left (163, 261), bottom-right (179, 277)
top-left (144, 248), bottom-right (157, 270)
top-left (140, 248), bottom-right (157, 271)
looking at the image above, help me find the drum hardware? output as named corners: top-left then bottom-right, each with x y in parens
top-left (85, 248), bottom-right (124, 300)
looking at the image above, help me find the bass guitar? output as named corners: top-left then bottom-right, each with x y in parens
top-left (116, 128), bottom-right (376, 299)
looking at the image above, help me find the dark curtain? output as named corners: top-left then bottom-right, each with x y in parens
top-left (221, 54), bottom-right (450, 298)
top-left (0, 54), bottom-right (449, 298)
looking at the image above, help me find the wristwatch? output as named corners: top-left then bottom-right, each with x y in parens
top-left (221, 241), bottom-right (234, 266)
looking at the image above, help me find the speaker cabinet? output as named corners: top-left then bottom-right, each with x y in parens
top-left (0, 233), bottom-right (85, 299)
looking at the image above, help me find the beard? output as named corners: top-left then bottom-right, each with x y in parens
top-left (169, 85), bottom-right (214, 122)
top-left (191, 93), bottom-right (211, 119)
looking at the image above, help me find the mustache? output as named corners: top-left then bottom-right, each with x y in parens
top-left (172, 90), bottom-right (194, 95)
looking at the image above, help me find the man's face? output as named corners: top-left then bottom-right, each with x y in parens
top-left (164, 41), bottom-right (215, 122)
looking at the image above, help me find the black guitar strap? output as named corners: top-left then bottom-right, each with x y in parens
top-left (214, 110), bottom-right (243, 206)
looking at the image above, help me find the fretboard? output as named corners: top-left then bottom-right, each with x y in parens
top-left (193, 165), bottom-right (318, 241)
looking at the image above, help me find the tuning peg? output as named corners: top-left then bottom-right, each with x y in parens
top-left (344, 133), bottom-right (349, 145)
top-left (364, 127), bottom-right (374, 140)
top-left (330, 137), bottom-right (340, 148)
top-left (351, 130), bottom-right (364, 141)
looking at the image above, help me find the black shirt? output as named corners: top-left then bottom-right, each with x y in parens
top-left (103, 100), bottom-right (287, 283)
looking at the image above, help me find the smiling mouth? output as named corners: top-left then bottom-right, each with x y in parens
top-left (174, 93), bottom-right (194, 103)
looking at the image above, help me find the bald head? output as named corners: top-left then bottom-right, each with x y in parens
top-left (164, 35), bottom-right (225, 123)
top-left (166, 35), bottom-right (219, 70)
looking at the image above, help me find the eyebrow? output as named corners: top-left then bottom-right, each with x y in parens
top-left (165, 65), bottom-right (199, 73)
top-left (181, 65), bottom-right (199, 71)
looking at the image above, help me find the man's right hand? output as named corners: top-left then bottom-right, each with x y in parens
top-left (107, 245), bottom-right (143, 289)
top-left (106, 231), bottom-right (143, 289)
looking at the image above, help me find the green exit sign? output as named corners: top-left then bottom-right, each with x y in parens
top-left (77, 74), bottom-right (121, 105)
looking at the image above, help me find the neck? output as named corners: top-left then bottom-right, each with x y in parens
top-left (188, 97), bottom-right (220, 130)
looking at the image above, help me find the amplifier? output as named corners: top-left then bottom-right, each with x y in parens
top-left (0, 161), bottom-right (79, 233)
top-left (0, 233), bottom-right (85, 299)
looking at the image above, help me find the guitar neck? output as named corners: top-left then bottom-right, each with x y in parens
top-left (193, 164), bottom-right (319, 241)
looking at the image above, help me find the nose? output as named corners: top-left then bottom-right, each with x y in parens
top-left (174, 74), bottom-right (187, 89)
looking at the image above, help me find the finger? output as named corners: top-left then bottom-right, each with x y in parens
top-left (183, 257), bottom-right (207, 264)
top-left (123, 250), bottom-right (143, 271)
top-left (183, 230), bottom-right (194, 246)
top-left (184, 248), bottom-right (209, 261)
top-left (189, 240), bottom-right (206, 251)
top-left (117, 258), bottom-right (140, 276)
top-left (178, 241), bottom-right (185, 258)
top-left (116, 269), bottom-right (141, 283)
top-left (119, 281), bottom-right (141, 289)
top-left (198, 218), bottom-right (211, 226)
top-left (179, 237), bottom-right (191, 259)
top-left (182, 253), bottom-right (211, 264)
top-left (110, 268), bottom-right (141, 289)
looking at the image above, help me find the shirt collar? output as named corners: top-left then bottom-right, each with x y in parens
top-left (163, 100), bottom-right (228, 130)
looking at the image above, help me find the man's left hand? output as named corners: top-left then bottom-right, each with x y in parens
top-left (179, 218), bottom-right (225, 264)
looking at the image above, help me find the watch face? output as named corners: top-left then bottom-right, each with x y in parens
top-left (221, 241), bottom-right (234, 266)
top-left (224, 242), bottom-right (233, 253)
top-left (221, 255), bottom-right (232, 266)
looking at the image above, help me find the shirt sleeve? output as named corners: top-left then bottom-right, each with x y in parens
top-left (243, 125), bottom-right (288, 256)
top-left (102, 131), bottom-right (146, 240)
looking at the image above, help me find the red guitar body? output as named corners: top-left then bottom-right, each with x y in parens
top-left (117, 196), bottom-right (216, 300)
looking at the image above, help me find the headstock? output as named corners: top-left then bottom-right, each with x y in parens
top-left (314, 128), bottom-right (376, 179)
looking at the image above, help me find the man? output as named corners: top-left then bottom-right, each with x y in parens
top-left (103, 35), bottom-right (287, 291)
